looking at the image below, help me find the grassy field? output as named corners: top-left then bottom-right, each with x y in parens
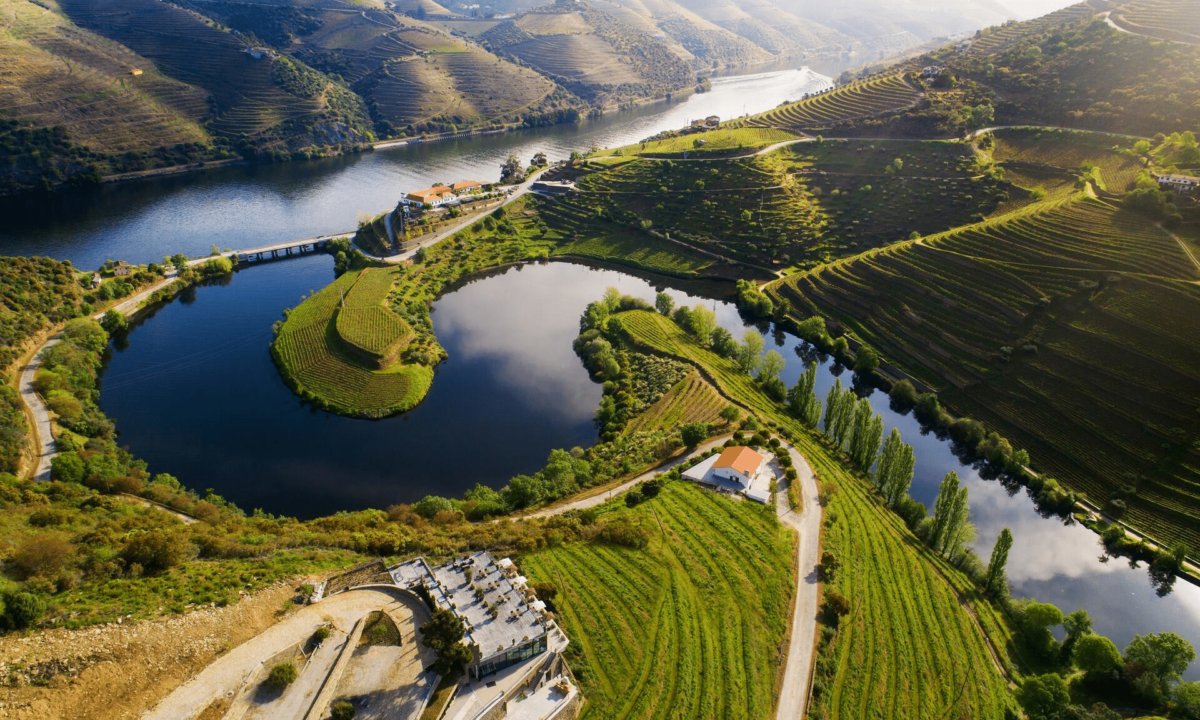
top-left (624, 371), bottom-right (726, 433)
top-left (335, 268), bottom-right (414, 364)
top-left (769, 194), bottom-right (1200, 558)
top-left (272, 269), bottom-right (432, 418)
top-left (612, 309), bottom-right (1017, 718)
top-left (521, 480), bottom-right (795, 720)
top-left (606, 127), bottom-right (798, 158)
top-left (742, 74), bottom-right (922, 132)
top-left (987, 128), bottom-right (1144, 192)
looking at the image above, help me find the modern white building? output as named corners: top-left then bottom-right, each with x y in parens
top-left (682, 446), bottom-right (773, 503)
top-left (1157, 174), bottom-right (1200, 195)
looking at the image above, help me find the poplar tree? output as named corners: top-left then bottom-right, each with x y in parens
top-left (876, 428), bottom-right (916, 506)
top-left (823, 379), bottom-right (843, 436)
top-left (930, 471), bottom-right (970, 557)
top-left (848, 399), bottom-right (883, 470)
top-left (985, 528), bottom-right (1013, 595)
top-left (787, 362), bottom-right (822, 428)
top-left (825, 383), bottom-right (855, 448)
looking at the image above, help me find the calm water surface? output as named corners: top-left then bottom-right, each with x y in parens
top-left (0, 66), bottom-right (835, 269)
top-left (99, 258), bottom-right (1200, 677)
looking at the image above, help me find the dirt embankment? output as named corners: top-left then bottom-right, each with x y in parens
top-left (0, 580), bottom-right (308, 720)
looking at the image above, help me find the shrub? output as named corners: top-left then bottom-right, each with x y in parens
top-left (314, 625), bottom-right (331, 642)
top-left (267, 661), bottom-right (298, 688)
top-left (331, 701), bottom-right (356, 720)
top-left (1016, 674), bottom-right (1070, 720)
top-left (50, 452), bottom-right (85, 484)
top-left (680, 422), bottom-right (710, 448)
top-left (11, 535), bottom-right (75, 580)
top-left (3, 592), bottom-right (46, 629)
top-left (121, 531), bottom-right (187, 574)
top-left (1074, 634), bottom-right (1121, 678)
top-left (596, 517), bottom-right (651, 549)
top-left (889, 380), bottom-right (918, 408)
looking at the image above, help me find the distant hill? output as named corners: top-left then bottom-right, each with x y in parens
top-left (479, 5), bottom-right (698, 104)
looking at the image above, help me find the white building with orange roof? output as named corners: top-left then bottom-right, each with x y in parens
top-left (682, 445), bottom-right (773, 503)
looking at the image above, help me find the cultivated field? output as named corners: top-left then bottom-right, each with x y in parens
top-left (505, 34), bottom-right (644, 85)
top-left (967, 2), bottom-right (1097, 54)
top-left (522, 480), bottom-right (795, 720)
top-left (769, 195), bottom-right (1200, 556)
top-left (1110, 0), bottom-right (1200, 44)
top-left (625, 371), bottom-right (726, 433)
top-left (988, 127), bottom-right (1143, 192)
top-left (59, 0), bottom-right (328, 136)
top-left (272, 269), bottom-right (432, 418)
top-left (608, 127), bottom-right (797, 158)
top-left (743, 74), bottom-right (922, 132)
top-left (0, 0), bottom-right (209, 153)
top-left (613, 309), bottom-right (1016, 718)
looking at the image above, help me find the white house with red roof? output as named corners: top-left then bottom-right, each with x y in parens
top-left (682, 445), bottom-right (773, 503)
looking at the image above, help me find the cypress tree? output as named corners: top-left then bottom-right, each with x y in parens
top-left (985, 528), bottom-right (1013, 595)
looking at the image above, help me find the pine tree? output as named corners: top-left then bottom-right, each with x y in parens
top-left (985, 528), bottom-right (1013, 595)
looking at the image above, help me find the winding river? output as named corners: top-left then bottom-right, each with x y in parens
top-left (98, 256), bottom-right (1200, 679)
top-left (7, 61), bottom-right (1196, 678)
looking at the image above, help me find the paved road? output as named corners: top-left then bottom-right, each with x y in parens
top-left (965, 125), bottom-right (1152, 141)
top-left (143, 587), bottom-right (430, 720)
top-left (773, 440), bottom-right (823, 720)
top-left (19, 274), bottom-right (181, 481)
top-left (525, 432), bottom-right (824, 719)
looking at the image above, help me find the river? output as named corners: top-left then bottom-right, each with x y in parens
top-left (98, 256), bottom-right (1200, 679)
top-left (0, 65), bottom-right (835, 270)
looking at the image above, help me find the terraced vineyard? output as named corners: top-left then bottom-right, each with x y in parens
top-left (335, 269), bottom-right (414, 366)
top-left (966, 2), bottom-right (1097, 54)
top-left (505, 34), bottom-right (644, 86)
top-left (272, 270), bottom-right (432, 418)
top-left (0, 0), bottom-right (210, 154)
top-left (1110, 0), bottom-right (1200, 44)
top-left (522, 481), bottom-right (795, 720)
top-left (59, 0), bottom-right (330, 136)
top-left (987, 128), bottom-right (1144, 192)
top-left (742, 75), bottom-right (922, 132)
top-left (612, 310), bottom-right (1017, 718)
top-left (625, 371), bottom-right (726, 433)
top-left (768, 195), bottom-right (1200, 557)
top-left (608, 127), bottom-right (798, 158)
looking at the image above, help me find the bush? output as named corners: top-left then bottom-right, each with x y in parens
top-left (121, 531), bottom-right (187, 574)
top-left (889, 380), bottom-right (918, 408)
top-left (314, 625), bottom-right (331, 642)
top-left (3, 592), bottom-right (46, 629)
top-left (267, 661), bottom-right (298, 688)
top-left (1016, 674), bottom-right (1070, 720)
top-left (11, 535), bottom-right (75, 580)
top-left (680, 422), bottom-right (710, 448)
top-left (331, 701), bottom-right (356, 720)
top-left (596, 517), bottom-right (651, 549)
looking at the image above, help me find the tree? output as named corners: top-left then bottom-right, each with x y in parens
top-left (984, 528), bottom-right (1013, 596)
top-left (1016, 674), bottom-right (1070, 720)
top-left (710, 326), bottom-right (737, 357)
top-left (736, 329), bottom-right (765, 375)
top-left (787, 362), bottom-right (821, 428)
top-left (876, 428), bottom-right (915, 506)
top-left (655, 292), bottom-right (675, 316)
top-left (853, 346), bottom-right (879, 375)
top-left (420, 608), bottom-right (474, 675)
top-left (1074, 635), bottom-right (1122, 678)
top-left (929, 471), bottom-right (969, 557)
top-left (1124, 632), bottom-right (1196, 700)
top-left (62, 318), bottom-right (108, 352)
top-left (50, 451), bottom-right (85, 483)
top-left (757, 350), bottom-right (785, 384)
top-left (680, 422), bottom-right (710, 448)
top-left (1020, 602), bottom-right (1065, 658)
top-left (847, 398), bottom-right (882, 470)
top-left (1175, 681), bottom-right (1200, 719)
top-left (532, 151), bottom-right (548, 166)
top-left (719, 405), bottom-right (740, 425)
top-left (100, 309), bottom-right (127, 335)
top-left (823, 380), bottom-right (855, 447)
top-left (169, 253), bottom-right (189, 272)
top-left (500, 154), bottom-right (524, 183)
top-left (686, 305), bottom-right (717, 347)
top-left (1063, 609), bottom-right (1093, 643)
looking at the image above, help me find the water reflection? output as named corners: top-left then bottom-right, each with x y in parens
top-left (0, 67), bottom-right (834, 268)
top-left (98, 257), bottom-right (1200, 678)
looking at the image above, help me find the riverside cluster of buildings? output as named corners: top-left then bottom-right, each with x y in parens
top-left (401, 180), bottom-right (490, 209)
